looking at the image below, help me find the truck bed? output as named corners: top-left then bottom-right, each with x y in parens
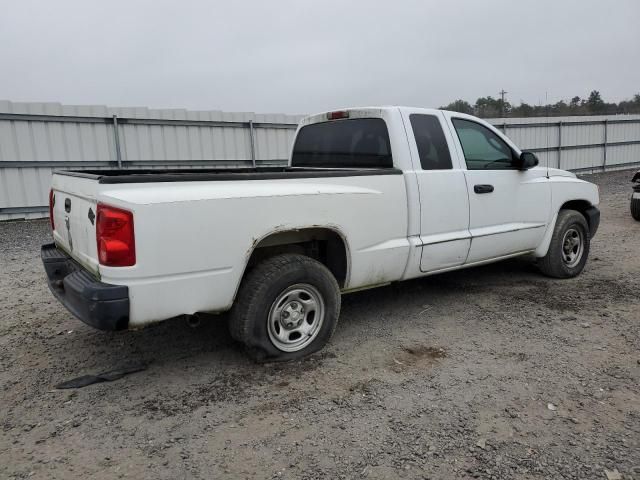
top-left (56, 166), bottom-right (402, 184)
top-left (50, 163), bottom-right (410, 327)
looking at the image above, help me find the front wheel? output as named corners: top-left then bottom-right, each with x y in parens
top-left (229, 254), bottom-right (341, 362)
top-left (538, 210), bottom-right (590, 278)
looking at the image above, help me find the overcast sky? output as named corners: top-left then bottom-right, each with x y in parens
top-left (1, 0), bottom-right (638, 115)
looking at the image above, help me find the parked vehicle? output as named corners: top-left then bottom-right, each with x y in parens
top-left (42, 107), bottom-right (600, 361)
top-left (631, 170), bottom-right (640, 221)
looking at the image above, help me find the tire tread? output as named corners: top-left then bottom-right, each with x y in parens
top-left (538, 209), bottom-right (590, 278)
top-left (631, 197), bottom-right (640, 221)
top-left (229, 254), bottom-right (340, 361)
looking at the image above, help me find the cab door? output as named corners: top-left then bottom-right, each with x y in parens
top-left (446, 115), bottom-right (551, 263)
top-left (401, 110), bottom-right (471, 272)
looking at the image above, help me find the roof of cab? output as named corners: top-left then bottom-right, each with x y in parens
top-left (301, 106), bottom-right (444, 126)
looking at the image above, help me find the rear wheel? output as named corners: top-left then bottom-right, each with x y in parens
top-left (229, 254), bottom-right (341, 362)
top-left (631, 195), bottom-right (640, 221)
top-left (538, 210), bottom-right (590, 278)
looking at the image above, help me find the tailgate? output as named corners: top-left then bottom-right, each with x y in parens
top-left (51, 173), bottom-right (100, 277)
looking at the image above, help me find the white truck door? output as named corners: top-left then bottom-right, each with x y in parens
top-left (402, 110), bottom-right (471, 272)
top-left (448, 116), bottom-right (551, 263)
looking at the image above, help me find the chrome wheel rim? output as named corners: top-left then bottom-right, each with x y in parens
top-left (561, 227), bottom-right (584, 268)
top-left (267, 284), bottom-right (325, 352)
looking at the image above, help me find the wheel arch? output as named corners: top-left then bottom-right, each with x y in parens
top-left (559, 199), bottom-right (594, 227)
top-left (234, 226), bottom-right (351, 301)
top-left (535, 200), bottom-right (594, 258)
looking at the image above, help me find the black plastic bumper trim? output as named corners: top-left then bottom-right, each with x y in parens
top-left (41, 243), bottom-right (129, 331)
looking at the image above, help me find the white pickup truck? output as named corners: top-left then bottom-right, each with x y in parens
top-left (42, 107), bottom-right (600, 361)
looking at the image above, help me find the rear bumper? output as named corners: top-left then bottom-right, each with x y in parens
top-left (41, 243), bottom-right (129, 331)
top-left (584, 207), bottom-right (600, 238)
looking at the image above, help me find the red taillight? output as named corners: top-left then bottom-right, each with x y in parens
top-left (49, 189), bottom-right (55, 231)
top-left (96, 203), bottom-right (136, 267)
top-left (327, 110), bottom-right (349, 120)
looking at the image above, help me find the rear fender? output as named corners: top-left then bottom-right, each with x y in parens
top-left (232, 224), bottom-right (351, 302)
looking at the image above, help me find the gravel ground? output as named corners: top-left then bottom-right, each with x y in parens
top-left (1, 169), bottom-right (639, 480)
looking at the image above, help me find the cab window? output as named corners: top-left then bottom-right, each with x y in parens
top-left (291, 118), bottom-right (392, 168)
top-left (409, 114), bottom-right (452, 170)
top-left (452, 118), bottom-right (515, 170)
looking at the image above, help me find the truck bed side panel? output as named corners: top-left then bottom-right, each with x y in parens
top-left (95, 174), bottom-right (409, 326)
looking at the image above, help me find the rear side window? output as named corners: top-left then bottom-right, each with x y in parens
top-left (409, 114), bottom-right (453, 170)
top-left (291, 118), bottom-right (392, 168)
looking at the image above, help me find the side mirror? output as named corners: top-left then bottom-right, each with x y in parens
top-left (517, 151), bottom-right (539, 170)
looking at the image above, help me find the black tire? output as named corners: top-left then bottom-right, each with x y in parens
top-left (229, 254), bottom-right (341, 362)
top-left (538, 209), bottom-right (590, 279)
top-left (631, 196), bottom-right (640, 221)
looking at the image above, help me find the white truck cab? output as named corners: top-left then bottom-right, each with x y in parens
top-left (43, 107), bottom-right (600, 361)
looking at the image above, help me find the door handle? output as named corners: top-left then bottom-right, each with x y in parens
top-left (474, 184), bottom-right (494, 194)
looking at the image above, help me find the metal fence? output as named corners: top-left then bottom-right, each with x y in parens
top-left (487, 115), bottom-right (640, 173)
top-left (1, 100), bottom-right (639, 220)
top-left (0, 101), bottom-right (303, 220)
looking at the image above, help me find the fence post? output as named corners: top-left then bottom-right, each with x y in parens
top-left (248, 120), bottom-right (256, 168)
top-left (557, 121), bottom-right (562, 169)
top-left (602, 119), bottom-right (608, 171)
top-left (112, 115), bottom-right (123, 169)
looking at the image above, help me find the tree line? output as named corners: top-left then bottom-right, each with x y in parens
top-left (441, 91), bottom-right (640, 118)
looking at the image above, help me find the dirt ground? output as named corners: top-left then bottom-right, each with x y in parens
top-left (1, 169), bottom-right (638, 480)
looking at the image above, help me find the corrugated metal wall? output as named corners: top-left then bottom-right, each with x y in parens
top-left (1, 101), bottom-right (639, 220)
top-left (0, 101), bottom-right (303, 220)
top-left (488, 115), bottom-right (640, 172)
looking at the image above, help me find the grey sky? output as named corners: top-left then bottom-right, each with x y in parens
top-left (1, 0), bottom-right (638, 114)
